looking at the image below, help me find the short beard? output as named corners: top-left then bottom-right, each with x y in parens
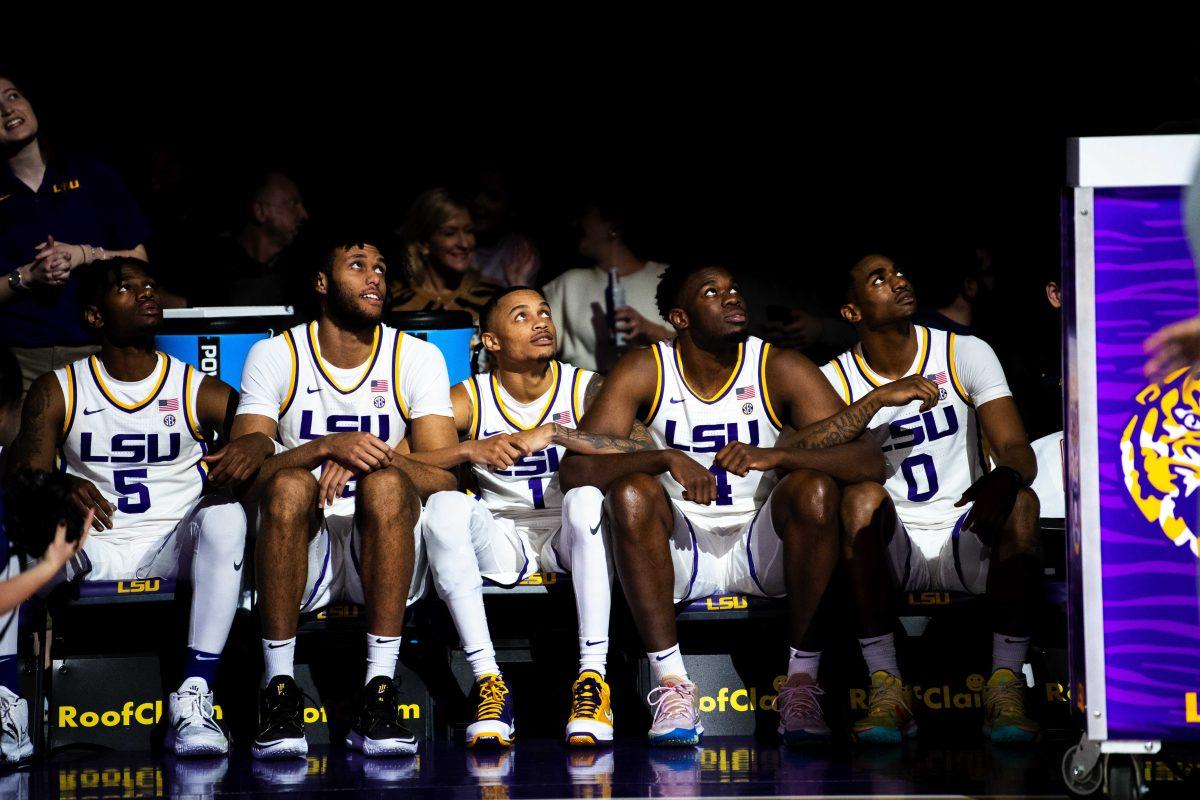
top-left (324, 281), bottom-right (381, 330)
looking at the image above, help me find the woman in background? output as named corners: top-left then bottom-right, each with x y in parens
top-left (389, 188), bottom-right (502, 323)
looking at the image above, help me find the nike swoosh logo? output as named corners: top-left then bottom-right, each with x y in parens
top-left (482, 430), bottom-right (504, 437)
top-left (588, 522), bottom-right (602, 536)
top-left (83, 408), bottom-right (104, 415)
top-left (374, 637), bottom-right (400, 644)
top-left (234, 557), bottom-right (244, 571)
top-left (267, 643), bottom-right (290, 649)
top-left (585, 640), bottom-right (606, 647)
top-left (465, 648), bottom-right (484, 657)
top-left (195, 655), bottom-right (220, 661)
top-left (655, 650), bottom-right (677, 662)
top-left (669, 398), bottom-right (684, 404)
top-left (306, 387), bottom-right (320, 394)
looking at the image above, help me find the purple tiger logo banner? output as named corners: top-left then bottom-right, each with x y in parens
top-left (1095, 187), bottom-right (1200, 739)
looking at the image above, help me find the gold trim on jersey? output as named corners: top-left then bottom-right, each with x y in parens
top-left (674, 340), bottom-right (745, 404)
top-left (392, 330), bottom-right (409, 421)
top-left (465, 376), bottom-right (482, 439)
top-left (829, 358), bottom-right (852, 405)
top-left (62, 363), bottom-right (77, 437)
top-left (759, 343), bottom-right (783, 430)
top-left (642, 344), bottom-right (664, 425)
top-left (947, 332), bottom-right (972, 404)
top-left (307, 321), bottom-right (381, 394)
top-left (183, 365), bottom-right (205, 441)
top-left (571, 368), bottom-right (587, 421)
top-left (851, 325), bottom-right (930, 388)
top-left (279, 330), bottom-right (299, 416)
top-left (89, 352), bottom-right (170, 412)
top-left (492, 361), bottom-right (560, 431)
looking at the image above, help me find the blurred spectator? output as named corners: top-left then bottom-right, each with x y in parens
top-left (471, 169), bottom-right (541, 287)
top-left (389, 188), bottom-right (502, 322)
top-left (541, 201), bottom-right (671, 372)
top-left (913, 245), bottom-right (994, 337)
top-left (0, 74), bottom-right (167, 389)
top-left (186, 170), bottom-right (309, 307)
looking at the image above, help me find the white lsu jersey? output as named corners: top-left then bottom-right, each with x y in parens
top-left (236, 321), bottom-right (453, 518)
top-left (819, 325), bottom-right (1011, 531)
top-left (643, 336), bottom-right (781, 519)
top-left (55, 352), bottom-right (207, 545)
top-left (463, 361), bottom-right (593, 528)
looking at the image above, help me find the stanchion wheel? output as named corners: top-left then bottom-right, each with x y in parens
top-left (1062, 744), bottom-right (1103, 796)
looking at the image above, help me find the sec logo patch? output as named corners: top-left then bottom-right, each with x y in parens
top-left (373, 396), bottom-right (386, 409)
top-left (742, 403), bottom-right (754, 416)
top-left (163, 414), bottom-right (176, 428)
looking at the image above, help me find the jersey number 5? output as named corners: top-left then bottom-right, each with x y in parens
top-left (114, 468), bottom-right (151, 514)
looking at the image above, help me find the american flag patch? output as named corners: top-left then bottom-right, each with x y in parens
top-left (371, 380), bottom-right (389, 393)
top-left (926, 372), bottom-right (948, 386)
top-left (553, 410), bottom-right (573, 425)
top-left (735, 386), bottom-right (756, 400)
top-left (158, 398), bottom-right (179, 412)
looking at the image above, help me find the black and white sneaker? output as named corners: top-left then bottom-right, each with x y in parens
top-left (252, 675), bottom-right (308, 760)
top-left (345, 676), bottom-right (418, 757)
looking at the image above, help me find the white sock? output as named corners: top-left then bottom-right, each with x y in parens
top-left (859, 633), bottom-right (900, 677)
top-left (463, 642), bottom-right (501, 679)
top-left (787, 648), bottom-right (821, 680)
top-left (424, 491), bottom-right (501, 679)
top-left (992, 633), bottom-right (1031, 675)
top-left (262, 638), bottom-right (296, 687)
top-left (648, 645), bottom-right (687, 684)
top-left (579, 637), bottom-right (607, 678)
top-left (561, 488), bottom-right (615, 678)
top-left (188, 497), bottom-right (248, 655)
top-left (365, 633), bottom-right (401, 684)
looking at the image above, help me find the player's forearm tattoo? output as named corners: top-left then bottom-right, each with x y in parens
top-left (553, 424), bottom-right (654, 454)
top-left (793, 399), bottom-right (878, 449)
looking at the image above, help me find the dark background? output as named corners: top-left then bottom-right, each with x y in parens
top-left (12, 55), bottom-right (1200, 370)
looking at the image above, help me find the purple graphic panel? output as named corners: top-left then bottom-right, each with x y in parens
top-left (1094, 187), bottom-right (1200, 741)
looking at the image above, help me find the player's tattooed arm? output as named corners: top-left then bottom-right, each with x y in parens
top-left (548, 374), bottom-right (655, 455)
top-left (196, 376), bottom-right (276, 490)
top-left (3, 374), bottom-right (63, 476)
top-left (788, 397), bottom-right (883, 448)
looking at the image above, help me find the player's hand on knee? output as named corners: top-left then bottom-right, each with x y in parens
top-left (467, 434), bottom-right (523, 470)
top-left (324, 431), bottom-right (392, 473)
top-left (67, 476), bottom-right (113, 530)
top-left (318, 460), bottom-right (354, 508)
top-left (43, 510), bottom-right (91, 569)
top-left (871, 374), bottom-right (940, 411)
top-left (667, 450), bottom-right (718, 505)
top-left (955, 466), bottom-right (1023, 533)
top-left (203, 434), bottom-right (275, 487)
top-left (715, 441), bottom-right (780, 477)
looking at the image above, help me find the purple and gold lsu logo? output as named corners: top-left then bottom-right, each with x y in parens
top-left (1120, 367), bottom-right (1200, 559)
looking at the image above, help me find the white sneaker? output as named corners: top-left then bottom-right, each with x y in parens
top-left (646, 675), bottom-right (703, 746)
top-left (0, 686), bottom-right (32, 764)
top-left (166, 678), bottom-right (229, 757)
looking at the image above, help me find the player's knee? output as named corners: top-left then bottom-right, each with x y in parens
top-left (840, 481), bottom-right (892, 533)
top-left (777, 469), bottom-right (839, 528)
top-left (563, 486), bottom-right (605, 529)
top-left (262, 468), bottom-right (318, 523)
top-left (197, 499), bottom-right (248, 556)
top-left (604, 473), bottom-right (662, 535)
top-left (422, 490), bottom-right (473, 552)
top-left (357, 466), bottom-right (419, 521)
